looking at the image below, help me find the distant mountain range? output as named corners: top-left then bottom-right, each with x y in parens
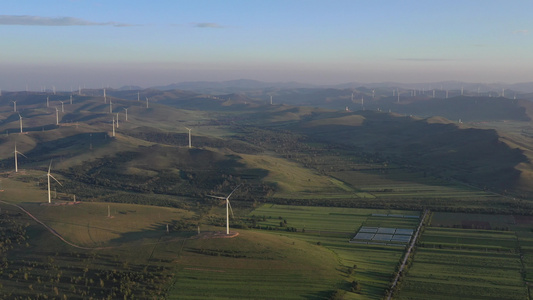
top-left (147, 79), bottom-right (533, 94)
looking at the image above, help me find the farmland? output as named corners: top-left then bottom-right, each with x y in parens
top-left (247, 204), bottom-right (421, 299)
top-left (395, 212), bottom-right (531, 299)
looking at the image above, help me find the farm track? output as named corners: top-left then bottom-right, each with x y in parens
top-left (387, 208), bottom-right (429, 300)
top-left (0, 200), bottom-right (113, 250)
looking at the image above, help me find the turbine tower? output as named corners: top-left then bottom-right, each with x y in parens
top-left (185, 127), bottom-right (192, 148)
top-left (47, 161), bottom-right (62, 204)
top-left (46, 96), bottom-right (49, 108)
top-left (60, 101), bottom-right (65, 112)
top-left (146, 97), bottom-right (149, 108)
top-left (55, 108), bottom-right (59, 125)
top-left (18, 114), bottom-right (23, 133)
top-left (123, 108), bottom-right (128, 121)
top-left (116, 113), bottom-right (119, 128)
top-left (208, 184), bottom-right (242, 235)
top-left (109, 100), bottom-right (113, 113)
top-left (14, 144), bottom-right (27, 173)
top-left (137, 91), bottom-right (140, 102)
top-left (12, 100), bottom-right (17, 112)
top-left (70, 94), bottom-right (73, 104)
top-left (112, 117), bottom-right (116, 137)
top-left (270, 95), bottom-right (273, 105)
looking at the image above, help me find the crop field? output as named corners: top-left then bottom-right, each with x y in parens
top-left (248, 204), bottom-right (421, 299)
top-left (331, 169), bottom-right (494, 199)
top-left (395, 212), bottom-right (530, 300)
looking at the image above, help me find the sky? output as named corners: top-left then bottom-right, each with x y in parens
top-left (0, 0), bottom-right (532, 90)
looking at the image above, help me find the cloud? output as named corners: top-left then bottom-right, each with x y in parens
top-left (0, 15), bottom-right (133, 27)
top-left (397, 58), bottom-right (452, 62)
top-left (192, 22), bottom-right (224, 28)
top-left (513, 29), bottom-right (529, 35)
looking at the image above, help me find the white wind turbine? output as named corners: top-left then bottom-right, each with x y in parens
top-left (112, 117), bottom-right (116, 137)
top-left (59, 101), bottom-right (65, 112)
top-left (185, 127), bottom-right (192, 148)
top-left (109, 100), bottom-right (113, 113)
top-left (18, 113), bottom-right (23, 133)
top-left (208, 184), bottom-right (242, 235)
top-left (46, 96), bottom-right (49, 107)
top-left (123, 108), bottom-right (128, 121)
top-left (14, 143), bottom-right (27, 173)
top-left (146, 97), bottom-right (149, 108)
top-left (70, 94), bottom-right (73, 104)
top-left (12, 100), bottom-right (17, 112)
top-left (47, 160), bottom-right (62, 204)
top-left (55, 108), bottom-right (59, 125)
top-left (116, 113), bottom-right (119, 128)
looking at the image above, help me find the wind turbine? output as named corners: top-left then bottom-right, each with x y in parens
top-left (137, 91), bottom-right (140, 102)
top-left (397, 90), bottom-right (400, 103)
top-left (146, 97), bottom-right (149, 108)
top-left (14, 143), bottom-right (27, 173)
top-left (123, 108), bottom-right (128, 121)
top-left (12, 100), bottom-right (17, 112)
top-left (109, 100), bottom-right (113, 113)
top-left (208, 184), bottom-right (242, 235)
top-left (55, 108), bottom-right (59, 125)
top-left (185, 127), bottom-right (192, 148)
top-left (46, 96), bottom-right (49, 108)
top-left (47, 161), bottom-right (62, 204)
top-left (59, 101), bottom-right (65, 112)
top-left (270, 95), bottom-right (273, 105)
top-left (18, 113), bottom-right (23, 133)
top-left (116, 113), bottom-right (119, 128)
top-left (70, 94), bottom-right (73, 104)
top-left (112, 117), bottom-right (116, 137)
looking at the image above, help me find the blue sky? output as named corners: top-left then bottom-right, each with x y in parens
top-left (1, 0), bottom-right (532, 90)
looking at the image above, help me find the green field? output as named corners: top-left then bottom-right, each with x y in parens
top-left (395, 212), bottom-right (530, 299)
top-left (247, 204), bottom-right (421, 299)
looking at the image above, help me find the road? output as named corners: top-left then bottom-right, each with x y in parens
top-left (387, 209), bottom-right (429, 300)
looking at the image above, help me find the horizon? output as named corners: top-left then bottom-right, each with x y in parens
top-left (1, 1), bottom-right (532, 90)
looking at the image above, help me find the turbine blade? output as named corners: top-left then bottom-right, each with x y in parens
top-left (16, 151), bottom-right (28, 158)
top-left (226, 184), bottom-right (243, 199)
top-left (228, 199), bottom-right (235, 219)
top-left (48, 160), bottom-right (53, 173)
top-left (49, 174), bottom-right (63, 186)
top-left (207, 195), bottom-right (226, 200)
